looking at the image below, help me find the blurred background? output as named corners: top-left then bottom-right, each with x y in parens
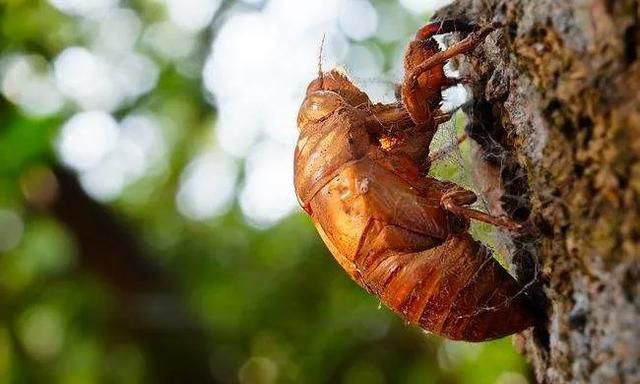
top-left (0, 0), bottom-right (531, 383)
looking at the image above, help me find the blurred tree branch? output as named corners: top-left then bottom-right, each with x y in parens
top-left (46, 167), bottom-right (219, 384)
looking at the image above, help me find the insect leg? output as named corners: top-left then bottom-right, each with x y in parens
top-left (402, 23), bottom-right (499, 125)
top-left (433, 111), bottom-right (454, 125)
top-left (414, 20), bottom-right (478, 40)
top-left (364, 104), bottom-right (414, 135)
top-left (441, 189), bottom-right (522, 231)
top-left (407, 23), bottom-right (499, 87)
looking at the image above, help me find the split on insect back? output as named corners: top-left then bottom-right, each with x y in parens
top-left (293, 20), bottom-right (539, 342)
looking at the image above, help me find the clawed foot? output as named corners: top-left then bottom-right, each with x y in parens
top-left (511, 218), bottom-right (539, 236)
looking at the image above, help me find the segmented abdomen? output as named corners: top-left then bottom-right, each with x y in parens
top-left (308, 158), bottom-right (534, 341)
top-left (365, 232), bottom-right (534, 341)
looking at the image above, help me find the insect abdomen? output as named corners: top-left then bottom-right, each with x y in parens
top-left (307, 160), bottom-right (534, 341)
top-left (365, 232), bottom-right (534, 341)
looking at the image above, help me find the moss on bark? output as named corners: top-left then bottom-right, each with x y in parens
top-left (437, 1), bottom-right (640, 382)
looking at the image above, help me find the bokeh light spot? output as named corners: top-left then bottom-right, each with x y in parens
top-left (48, 0), bottom-right (119, 18)
top-left (0, 54), bottom-right (63, 116)
top-left (53, 47), bottom-right (120, 111)
top-left (496, 372), bottom-right (529, 384)
top-left (95, 8), bottom-right (142, 53)
top-left (144, 21), bottom-right (198, 60)
top-left (176, 151), bottom-right (238, 220)
top-left (56, 111), bottom-right (120, 171)
top-left (338, 0), bottom-right (379, 41)
top-left (437, 340), bottom-right (483, 371)
top-left (79, 156), bottom-right (128, 202)
top-left (0, 209), bottom-right (24, 252)
top-left (239, 141), bottom-right (298, 228)
top-left (53, 47), bottom-right (158, 111)
top-left (17, 305), bottom-right (65, 362)
top-left (238, 356), bottom-right (278, 384)
top-left (374, 3), bottom-right (412, 43)
top-left (165, 0), bottom-right (222, 32)
top-left (399, 0), bottom-right (454, 15)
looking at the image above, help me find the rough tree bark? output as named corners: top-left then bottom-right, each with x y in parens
top-left (436, 1), bottom-right (640, 383)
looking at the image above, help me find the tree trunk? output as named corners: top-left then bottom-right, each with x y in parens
top-left (437, 1), bottom-right (640, 383)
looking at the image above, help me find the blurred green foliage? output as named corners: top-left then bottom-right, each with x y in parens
top-left (0, 0), bottom-right (529, 383)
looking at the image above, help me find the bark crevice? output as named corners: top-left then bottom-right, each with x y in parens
top-left (437, 1), bottom-right (640, 382)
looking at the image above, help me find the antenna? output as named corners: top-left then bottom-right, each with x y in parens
top-left (318, 33), bottom-right (326, 88)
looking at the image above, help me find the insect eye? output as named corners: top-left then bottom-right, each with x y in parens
top-left (298, 91), bottom-right (343, 130)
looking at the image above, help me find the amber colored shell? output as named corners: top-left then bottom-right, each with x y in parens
top-left (294, 89), bottom-right (534, 341)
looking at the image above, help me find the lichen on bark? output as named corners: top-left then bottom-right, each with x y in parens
top-left (437, 1), bottom-right (640, 383)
